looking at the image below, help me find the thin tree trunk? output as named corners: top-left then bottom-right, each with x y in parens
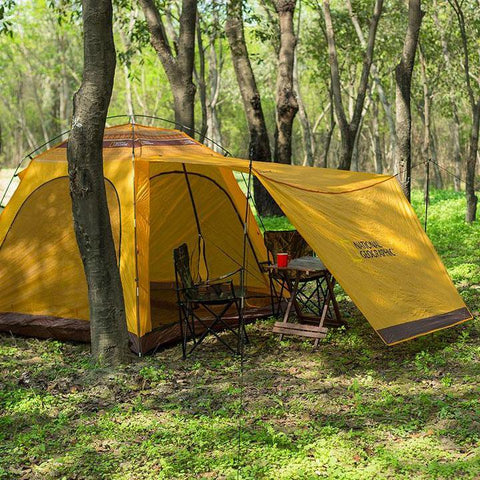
top-left (57, 31), bottom-right (70, 129)
top-left (430, 126), bottom-right (443, 189)
top-left (322, 97), bottom-right (336, 168)
top-left (351, 91), bottom-right (372, 172)
top-left (123, 64), bottom-right (134, 117)
top-left (206, 39), bottom-right (223, 151)
top-left (346, 0), bottom-right (395, 164)
top-left (433, 1), bottom-right (461, 191)
top-left (418, 46), bottom-right (443, 189)
top-left (67, 0), bottom-right (130, 366)
top-left (449, 0), bottom-right (479, 222)
top-left (294, 57), bottom-right (314, 167)
top-left (119, 13), bottom-right (137, 117)
top-left (323, 0), bottom-right (383, 170)
top-left (293, 1), bottom-right (314, 167)
top-left (225, 0), bottom-right (282, 216)
top-left (273, 0), bottom-right (298, 165)
top-left (194, 15), bottom-right (208, 142)
top-left (452, 107), bottom-right (462, 191)
top-left (394, 0), bottom-right (423, 201)
top-left (139, 0), bottom-right (197, 136)
top-left (466, 103), bottom-right (480, 221)
top-left (370, 96), bottom-right (383, 174)
top-left (18, 46), bottom-right (51, 145)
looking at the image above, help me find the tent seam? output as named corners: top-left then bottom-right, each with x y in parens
top-left (252, 170), bottom-right (395, 194)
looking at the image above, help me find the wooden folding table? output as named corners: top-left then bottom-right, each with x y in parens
top-left (268, 256), bottom-right (343, 346)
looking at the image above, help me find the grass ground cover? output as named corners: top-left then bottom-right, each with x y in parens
top-left (0, 189), bottom-right (479, 479)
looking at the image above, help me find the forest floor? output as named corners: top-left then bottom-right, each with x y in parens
top-left (0, 190), bottom-right (479, 479)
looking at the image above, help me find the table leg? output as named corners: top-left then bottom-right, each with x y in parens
top-left (279, 272), bottom-right (300, 341)
top-left (325, 274), bottom-right (343, 325)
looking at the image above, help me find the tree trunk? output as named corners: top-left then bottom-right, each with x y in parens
top-left (172, 81), bottom-right (196, 134)
top-left (67, 0), bottom-right (130, 366)
top-left (370, 97), bottom-right (383, 173)
top-left (194, 15), bottom-right (208, 142)
top-left (123, 63), bottom-right (134, 117)
top-left (394, 0), bottom-right (423, 201)
top-left (449, 0), bottom-right (479, 222)
top-left (294, 57), bottom-right (314, 167)
top-left (293, 1), bottom-right (314, 167)
top-left (430, 130), bottom-right (443, 189)
top-left (346, 0), bottom-right (395, 165)
top-left (466, 101), bottom-right (480, 222)
top-left (273, 0), bottom-right (298, 166)
top-left (206, 40), bottom-right (223, 151)
top-left (225, 0), bottom-right (282, 216)
top-left (119, 15), bottom-right (137, 118)
top-left (452, 107), bottom-right (462, 191)
top-left (139, 0), bottom-right (197, 136)
top-left (323, 0), bottom-right (383, 170)
top-left (418, 44), bottom-right (442, 188)
top-left (322, 99), bottom-right (336, 168)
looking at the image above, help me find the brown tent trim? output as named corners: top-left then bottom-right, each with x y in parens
top-left (377, 307), bottom-right (472, 345)
top-left (0, 312), bottom-right (91, 342)
top-left (0, 304), bottom-right (274, 354)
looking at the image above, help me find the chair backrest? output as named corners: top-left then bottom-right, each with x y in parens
top-left (264, 230), bottom-right (313, 261)
top-left (173, 243), bottom-right (196, 299)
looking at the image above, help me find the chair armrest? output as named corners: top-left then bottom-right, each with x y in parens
top-left (202, 268), bottom-right (243, 284)
top-left (196, 280), bottom-right (235, 298)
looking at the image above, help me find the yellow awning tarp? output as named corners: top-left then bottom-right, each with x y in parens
top-left (147, 153), bottom-right (472, 344)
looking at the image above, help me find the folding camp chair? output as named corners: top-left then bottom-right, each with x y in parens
top-left (174, 243), bottom-right (248, 358)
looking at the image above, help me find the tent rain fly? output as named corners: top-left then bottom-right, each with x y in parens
top-left (0, 123), bottom-right (471, 353)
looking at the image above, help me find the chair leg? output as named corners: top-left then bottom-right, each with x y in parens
top-left (181, 317), bottom-right (187, 360)
top-left (178, 303), bottom-right (188, 360)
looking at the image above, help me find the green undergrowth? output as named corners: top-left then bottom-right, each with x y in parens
top-left (0, 189), bottom-right (479, 479)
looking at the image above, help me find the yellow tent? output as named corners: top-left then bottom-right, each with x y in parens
top-left (0, 123), bottom-right (471, 353)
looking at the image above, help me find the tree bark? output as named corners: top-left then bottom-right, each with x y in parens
top-left (273, 0), bottom-right (298, 166)
top-left (322, 97), bottom-right (336, 168)
top-left (433, 1), bottom-right (461, 191)
top-left (206, 39), bottom-right (223, 151)
top-left (118, 12), bottom-right (137, 118)
top-left (138, 0), bottom-right (197, 136)
top-left (194, 15), bottom-right (208, 142)
top-left (293, 1), bottom-right (314, 167)
top-left (346, 0), bottom-right (395, 165)
top-left (67, 0), bottom-right (130, 366)
top-left (323, 0), bottom-right (383, 170)
top-left (466, 102), bottom-right (480, 222)
top-left (370, 95), bottom-right (383, 174)
top-left (418, 45), bottom-right (442, 188)
top-left (294, 56), bottom-right (314, 167)
top-left (394, 0), bottom-right (423, 201)
top-left (452, 107), bottom-right (462, 191)
top-left (225, 0), bottom-right (282, 216)
top-left (449, 0), bottom-right (479, 222)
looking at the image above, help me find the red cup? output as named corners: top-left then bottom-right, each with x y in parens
top-left (277, 253), bottom-right (289, 268)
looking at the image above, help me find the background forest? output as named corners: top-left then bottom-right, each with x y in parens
top-left (0, 0), bottom-right (479, 195)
